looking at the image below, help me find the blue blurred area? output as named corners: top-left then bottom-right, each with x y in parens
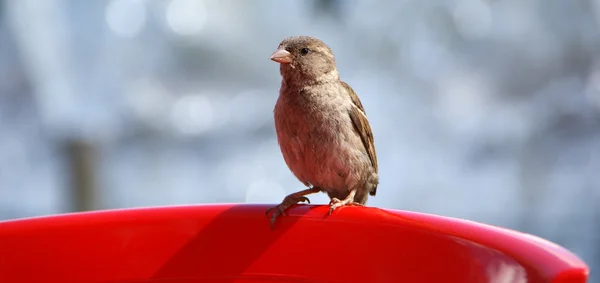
top-left (0, 0), bottom-right (599, 279)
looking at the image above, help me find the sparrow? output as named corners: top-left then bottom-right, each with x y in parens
top-left (266, 36), bottom-right (379, 229)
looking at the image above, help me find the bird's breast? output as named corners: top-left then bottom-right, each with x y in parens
top-left (275, 86), bottom-right (351, 137)
top-left (274, 84), bottom-right (368, 191)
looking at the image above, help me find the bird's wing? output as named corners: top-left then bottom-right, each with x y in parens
top-left (342, 81), bottom-right (378, 174)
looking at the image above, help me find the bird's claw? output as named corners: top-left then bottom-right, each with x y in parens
top-left (296, 196), bottom-right (310, 204)
top-left (328, 197), bottom-right (363, 215)
top-left (265, 195), bottom-right (311, 229)
top-left (267, 206), bottom-right (286, 229)
top-left (265, 206), bottom-right (284, 217)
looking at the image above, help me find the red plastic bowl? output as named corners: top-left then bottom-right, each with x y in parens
top-left (0, 204), bottom-right (589, 283)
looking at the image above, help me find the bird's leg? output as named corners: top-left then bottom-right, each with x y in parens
top-left (328, 188), bottom-right (363, 215)
top-left (266, 187), bottom-right (321, 229)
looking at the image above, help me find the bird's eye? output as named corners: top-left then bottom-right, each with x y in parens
top-left (300, 48), bottom-right (310, 55)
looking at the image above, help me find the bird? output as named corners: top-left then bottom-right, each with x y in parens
top-left (266, 35), bottom-right (379, 229)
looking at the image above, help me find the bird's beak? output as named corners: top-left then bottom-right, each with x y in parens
top-left (270, 49), bottom-right (292, 64)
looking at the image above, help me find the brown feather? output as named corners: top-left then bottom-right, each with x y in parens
top-left (342, 81), bottom-right (379, 196)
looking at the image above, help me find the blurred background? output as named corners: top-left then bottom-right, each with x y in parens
top-left (0, 0), bottom-right (599, 280)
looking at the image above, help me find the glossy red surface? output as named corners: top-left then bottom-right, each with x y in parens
top-left (0, 204), bottom-right (589, 283)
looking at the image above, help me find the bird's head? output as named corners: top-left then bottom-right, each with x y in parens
top-left (270, 36), bottom-right (339, 85)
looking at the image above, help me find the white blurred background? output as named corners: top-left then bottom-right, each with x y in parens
top-left (0, 0), bottom-right (599, 280)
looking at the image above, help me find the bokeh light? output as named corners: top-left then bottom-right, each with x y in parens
top-left (166, 0), bottom-right (207, 36)
top-left (170, 94), bottom-right (214, 136)
top-left (105, 0), bottom-right (147, 38)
